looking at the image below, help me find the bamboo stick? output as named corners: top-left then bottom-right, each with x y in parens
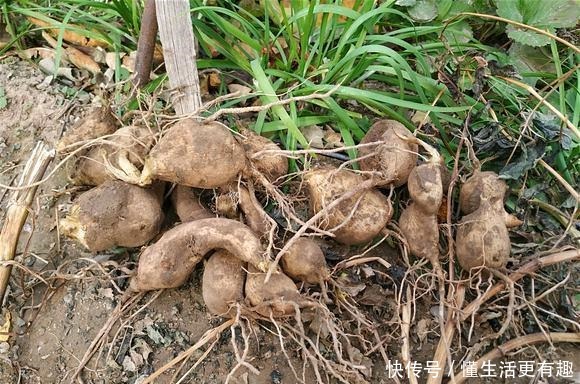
top-left (0, 142), bottom-right (54, 305)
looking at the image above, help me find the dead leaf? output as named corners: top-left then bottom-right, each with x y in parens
top-left (41, 31), bottom-right (58, 49)
top-left (209, 72), bottom-right (221, 87)
top-left (28, 17), bottom-right (109, 48)
top-left (0, 312), bottom-right (11, 342)
top-left (38, 57), bottom-right (75, 81)
top-left (153, 44), bottom-right (164, 65)
top-left (227, 83), bottom-right (252, 97)
top-left (22, 47), bottom-right (56, 60)
top-left (122, 51), bottom-right (136, 72)
top-left (302, 125), bottom-right (325, 148)
top-left (323, 129), bottom-right (343, 148)
top-left (359, 285), bottom-right (388, 306)
top-left (66, 46), bottom-right (101, 74)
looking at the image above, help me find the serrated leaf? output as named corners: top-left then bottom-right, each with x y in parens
top-left (408, 0), bottom-right (438, 22)
top-left (508, 42), bottom-right (555, 86)
top-left (496, 0), bottom-right (580, 47)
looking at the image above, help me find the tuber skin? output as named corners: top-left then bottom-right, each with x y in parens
top-left (129, 218), bottom-right (269, 292)
top-left (456, 199), bottom-right (511, 270)
top-left (237, 128), bottom-right (288, 184)
top-left (305, 168), bottom-right (392, 245)
top-left (60, 180), bottom-right (164, 252)
top-left (456, 171), bottom-right (518, 271)
top-left (245, 265), bottom-right (305, 318)
top-left (280, 237), bottom-right (329, 285)
top-left (459, 170), bottom-right (522, 228)
top-left (238, 184), bottom-right (272, 237)
top-left (399, 141), bottom-right (443, 263)
top-left (139, 119), bottom-right (246, 188)
top-left (202, 250), bottom-right (246, 317)
top-left (358, 119), bottom-right (418, 187)
top-left (57, 105), bottom-right (118, 153)
top-left (170, 185), bottom-right (213, 222)
top-left (73, 125), bottom-right (156, 186)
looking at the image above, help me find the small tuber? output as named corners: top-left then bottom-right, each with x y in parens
top-left (280, 237), bottom-right (329, 286)
top-left (170, 185), bottom-right (213, 222)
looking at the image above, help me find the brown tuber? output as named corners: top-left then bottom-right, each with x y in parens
top-left (129, 218), bottom-right (269, 292)
top-left (57, 105), bottom-right (118, 153)
top-left (459, 170), bottom-right (522, 228)
top-left (138, 119), bottom-right (246, 188)
top-left (245, 266), bottom-right (305, 318)
top-left (280, 237), bottom-right (329, 285)
top-left (456, 171), bottom-right (517, 271)
top-left (60, 180), bottom-right (164, 252)
top-left (305, 168), bottom-right (392, 245)
top-left (202, 250), bottom-right (246, 317)
top-left (358, 119), bottom-right (418, 187)
top-left (238, 128), bottom-right (288, 184)
top-left (399, 140), bottom-right (443, 263)
top-left (170, 185), bottom-right (213, 222)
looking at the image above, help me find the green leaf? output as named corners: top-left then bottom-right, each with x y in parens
top-left (496, 0), bottom-right (580, 47)
top-left (395, 0), bottom-right (416, 6)
top-left (408, 0), bottom-right (438, 22)
top-left (508, 42), bottom-right (555, 86)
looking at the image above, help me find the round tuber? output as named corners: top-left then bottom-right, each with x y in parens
top-left (57, 105), bottom-right (118, 153)
top-left (305, 168), bottom-right (392, 245)
top-left (245, 266), bottom-right (304, 318)
top-left (238, 128), bottom-right (288, 184)
top-left (358, 119), bottom-right (418, 187)
top-left (60, 180), bottom-right (164, 252)
top-left (139, 119), bottom-right (246, 189)
top-left (280, 237), bottom-right (329, 285)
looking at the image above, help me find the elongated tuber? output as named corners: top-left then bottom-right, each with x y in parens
top-left (202, 250), bottom-right (246, 317)
top-left (130, 218), bottom-right (269, 292)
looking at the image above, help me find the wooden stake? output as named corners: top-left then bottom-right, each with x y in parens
top-left (0, 142), bottom-right (54, 305)
top-left (133, 0), bottom-right (158, 88)
top-left (156, 0), bottom-right (202, 115)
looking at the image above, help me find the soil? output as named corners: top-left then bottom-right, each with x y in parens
top-left (0, 58), bottom-right (578, 384)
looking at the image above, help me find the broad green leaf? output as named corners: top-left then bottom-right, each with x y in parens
top-left (508, 42), bottom-right (555, 86)
top-left (408, 0), bottom-right (437, 22)
top-left (496, 0), bottom-right (580, 47)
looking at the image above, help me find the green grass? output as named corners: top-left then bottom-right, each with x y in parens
top-left (1, 0), bottom-right (578, 234)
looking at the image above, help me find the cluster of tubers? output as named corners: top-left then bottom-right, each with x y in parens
top-left (58, 109), bottom-right (520, 320)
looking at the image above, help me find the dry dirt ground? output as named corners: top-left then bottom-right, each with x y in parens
top-left (0, 58), bottom-right (579, 384)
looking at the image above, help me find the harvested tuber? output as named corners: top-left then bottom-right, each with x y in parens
top-left (358, 119), bottom-right (418, 187)
top-left (459, 170), bottom-right (522, 228)
top-left (170, 185), bottom-right (213, 222)
top-left (456, 199), bottom-right (511, 270)
top-left (456, 170), bottom-right (517, 271)
top-left (245, 266), bottom-right (304, 318)
top-left (57, 105), bottom-right (118, 153)
top-left (129, 218), bottom-right (269, 292)
top-left (60, 180), bottom-right (164, 252)
top-left (238, 128), bottom-right (288, 183)
top-left (238, 184), bottom-right (272, 237)
top-left (399, 140), bottom-right (443, 262)
top-left (305, 168), bottom-right (392, 245)
top-left (280, 237), bottom-right (329, 285)
top-left (73, 125), bottom-right (156, 186)
top-left (138, 119), bottom-right (246, 188)
top-left (202, 250), bottom-right (246, 317)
